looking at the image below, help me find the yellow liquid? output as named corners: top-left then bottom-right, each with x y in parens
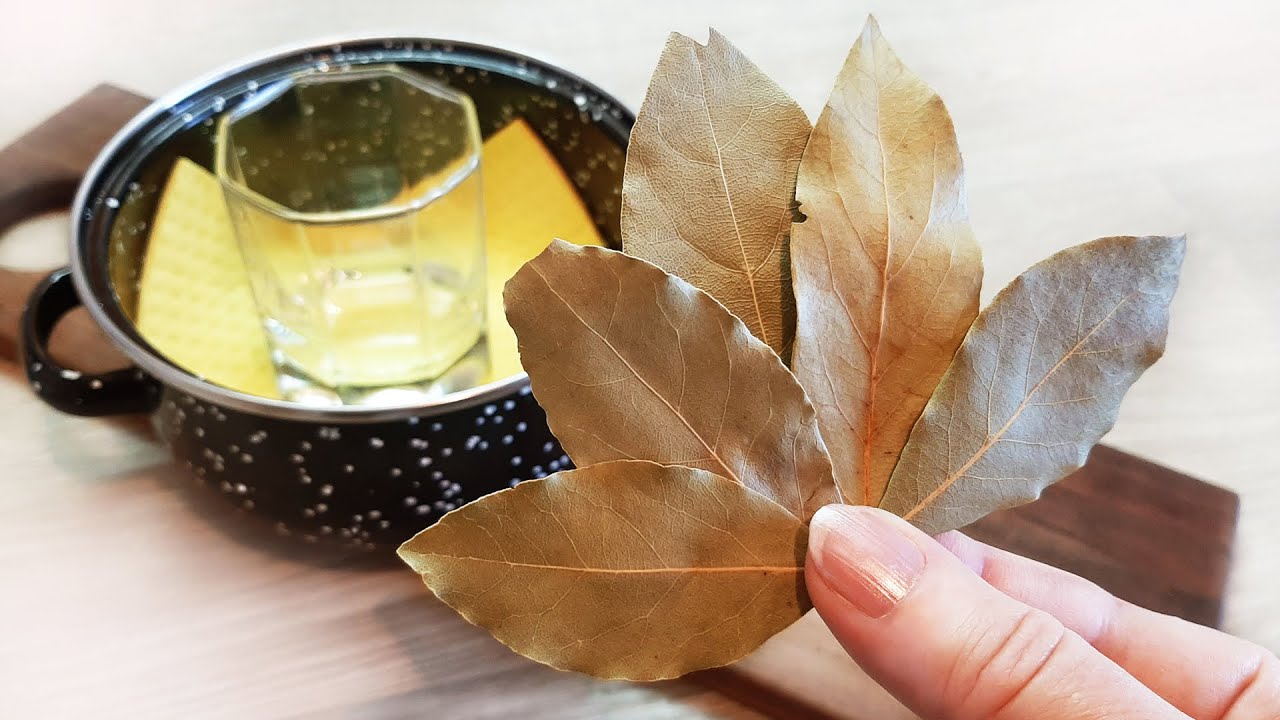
top-left (282, 261), bottom-right (482, 386)
top-left (235, 165), bottom-right (486, 392)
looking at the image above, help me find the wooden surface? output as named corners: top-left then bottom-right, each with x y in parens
top-left (0, 85), bottom-right (142, 371)
top-left (965, 445), bottom-right (1239, 628)
top-left (2, 2), bottom-right (1279, 718)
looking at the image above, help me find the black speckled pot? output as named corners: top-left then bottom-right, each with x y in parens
top-left (22, 38), bottom-right (633, 551)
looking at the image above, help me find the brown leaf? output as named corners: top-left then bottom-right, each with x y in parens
top-left (504, 240), bottom-right (839, 521)
top-left (879, 235), bottom-right (1185, 534)
top-left (398, 460), bottom-right (809, 681)
top-left (791, 17), bottom-right (983, 507)
top-left (621, 29), bottom-right (812, 357)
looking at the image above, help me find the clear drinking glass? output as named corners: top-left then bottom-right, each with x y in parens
top-left (215, 64), bottom-right (486, 406)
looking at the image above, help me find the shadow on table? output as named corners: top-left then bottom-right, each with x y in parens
top-left (40, 408), bottom-right (166, 479)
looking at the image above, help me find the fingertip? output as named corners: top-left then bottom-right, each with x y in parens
top-left (806, 505), bottom-right (927, 619)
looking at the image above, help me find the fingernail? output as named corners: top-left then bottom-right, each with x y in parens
top-left (808, 506), bottom-right (926, 618)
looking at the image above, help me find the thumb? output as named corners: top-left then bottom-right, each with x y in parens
top-left (805, 505), bottom-right (1186, 720)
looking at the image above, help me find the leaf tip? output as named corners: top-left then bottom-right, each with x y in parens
top-left (862, 13), bottom-right (883, 37)
top-left (849, 13), bottom-right (903, 68)
top-left (1125, 234), bottom-right (1188, 280)
top-left (547, 236), bottom-right (577, 253)
top-left (396, 528), bottom-right (432, 575)
top-left (394, 539), bottom-right (412, 564)
top-left (661, 30), bottom-right (697, 54)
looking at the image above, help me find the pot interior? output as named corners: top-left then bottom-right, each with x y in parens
top-left (79, 39), bottom-right (631, 413)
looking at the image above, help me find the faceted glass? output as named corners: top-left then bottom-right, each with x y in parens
top-left (216, 65), bottom-right (486, 406)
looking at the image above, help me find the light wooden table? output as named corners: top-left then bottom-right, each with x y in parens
top-left (2, 1), bottom-right (1278, 717)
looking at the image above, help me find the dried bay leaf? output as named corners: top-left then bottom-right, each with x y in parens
top-left (505, 240), bottom-right (839, 521)
top-left (879, 235), bottom-right (1185, 535)
top-left (791, 17), bottom-right (983, 507)
top-left (621, 30), bottom-right (811, 357)
top-left (398, 460), bottom-right (809, 681)
top-left (399, 17), bottom-right (1193, 684)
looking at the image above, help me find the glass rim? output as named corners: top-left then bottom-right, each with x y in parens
top-left (213, 63), bottom-right (483, 226)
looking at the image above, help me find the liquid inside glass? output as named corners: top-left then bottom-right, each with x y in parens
top-left (217, 65), bottom-right (487, 406)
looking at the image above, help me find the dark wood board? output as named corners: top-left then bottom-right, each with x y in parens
top-left (966, 444), bottom-right (1237, 627)
top-left (0, 84), bottom-right (148, 369)
top-left (0, 85), bottom-right (1241, 720)
top-left (0, 84), bottom-right (149, 233)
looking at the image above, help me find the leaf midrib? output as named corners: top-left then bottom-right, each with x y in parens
top-left (901, 291), bottom-right (1136, 520)
top-left (864, 38), bottom-right (893, 507)
top-left (429, 554), bottom-right (803, 575)
top-left (689, 43), bottom-right (768, 349)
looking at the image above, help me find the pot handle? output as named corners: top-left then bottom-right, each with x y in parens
top-left (22, 268), bottom-right (160, 416)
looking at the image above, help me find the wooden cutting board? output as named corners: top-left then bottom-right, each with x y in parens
top-left (0, 86), bottom-right (1240, 720)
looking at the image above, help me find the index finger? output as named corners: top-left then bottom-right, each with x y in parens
top-left (935, 531), bottom-right (1280, 720)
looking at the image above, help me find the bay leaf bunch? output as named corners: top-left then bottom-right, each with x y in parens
top-left (400, 16), bottom-right (1185, 682)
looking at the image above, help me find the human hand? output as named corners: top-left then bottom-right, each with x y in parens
top-left (805, 505), bottom-right (1279, 719)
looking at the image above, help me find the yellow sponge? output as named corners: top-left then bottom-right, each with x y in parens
top-left (136, 119), bottom-right (605, 397)
top-left (479, 119), bottom-right (606, 381)
top-left (138, 157), bottom-right (281, 398)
